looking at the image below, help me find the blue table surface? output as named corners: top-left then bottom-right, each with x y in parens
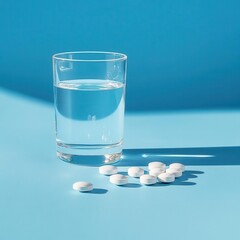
top-left (1, 88), bottom-right (240, 240)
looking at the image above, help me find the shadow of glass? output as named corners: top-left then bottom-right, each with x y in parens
top-left (115, 146), bottom-right (240, 166)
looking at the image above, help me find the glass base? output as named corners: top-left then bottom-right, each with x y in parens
top-left (56, 141), bottom-right (122, 166)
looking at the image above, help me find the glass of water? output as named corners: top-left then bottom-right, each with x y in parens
top-left (52, 51), bottom-right (127, 165)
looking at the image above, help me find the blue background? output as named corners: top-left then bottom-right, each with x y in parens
top-left (1, 0), bottom-right (240, 111)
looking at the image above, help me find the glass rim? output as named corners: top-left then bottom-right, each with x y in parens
top-left (52, 51), bottom-right (127, 62)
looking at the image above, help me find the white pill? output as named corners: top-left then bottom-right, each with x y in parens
top-left (148, 161), bottom-right (166, 171)
top-left (128, 167), bottom-right (144, 177)
top-left (99, 165), bottom-right (118, 175)
top-left (158, 173), bottom-right (175, 183)
top-left (149, 167), bottom-right (165, 177)
top-left (72, 181), bottom-right (93, 192)
top-left (110, 174), bottom-right (128, 185)
top-left (140, 174), bottom-right (157, 185)
top-left (169, 163), bottom-right (185, 172)
top-left (166, 168), bottom-right (182, 178)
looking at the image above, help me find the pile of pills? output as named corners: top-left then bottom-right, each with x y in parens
top-left (72, 162), bottom-right (186, 192)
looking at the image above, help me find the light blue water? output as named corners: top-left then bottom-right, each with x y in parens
top-left (54, 79), bottom-right (125, 150)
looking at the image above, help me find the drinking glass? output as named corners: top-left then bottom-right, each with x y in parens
top-left (52, 51), bottom-right (127, 165)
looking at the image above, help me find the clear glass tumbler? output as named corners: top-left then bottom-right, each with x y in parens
top-left (52, 51), bottom-right (127, 165)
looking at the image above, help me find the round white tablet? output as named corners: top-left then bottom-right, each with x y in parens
top-left (99, 165), bottom-right (118, 175)
top-left (110, 174), bottom-right (128, 185)
top-left (148, 161), bottom-right (166, 171)
top-left (166, 168), bottom-right (182, 178)
top-left (149, 167), bottom-right (165, 177)
top-left (72, 181), bottom-right (93, 192)
top-left (140, 174), bottom-right (157, 185)
top-left (158, 173), bottom-right (175, 183)
top-left (169, 163), bottom-right (185, 172)
top-left (128, 167), bottom-right (144, 177)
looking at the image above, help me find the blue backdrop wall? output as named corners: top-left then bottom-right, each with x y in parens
top-left (0, 0), bottom-right (240, 111)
